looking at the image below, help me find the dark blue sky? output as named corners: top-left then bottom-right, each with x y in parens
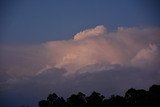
top-left (0, 0), bottom-right (160, 44)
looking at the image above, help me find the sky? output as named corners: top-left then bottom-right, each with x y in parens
top-left (0, 0), bottom-right (160, 107)
top-left (0, 0), bottom-right (160, 43)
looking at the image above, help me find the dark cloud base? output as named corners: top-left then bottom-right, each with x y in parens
top-left (0, 65), bottom-right (160, 107)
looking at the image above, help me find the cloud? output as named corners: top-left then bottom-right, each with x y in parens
top-left (131, 44), bottom-right (160, 70)
top-left (0, 25), bottom-right (160, 77)
top-left (0, 44), bottom-right (47, 78)
top-left (0, 25), bottom-right (160, 107)
top-left (1, 64), bottom-right (160, 107)
top-left (73, 25), bottom-right (106, 41)
top-left (44, 25), bottom-right (160, 74)
top-left (0, 25), bottom-right (159, 77)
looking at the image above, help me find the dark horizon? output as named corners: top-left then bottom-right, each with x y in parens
top-left (38, 84), bottom-right (160, 107)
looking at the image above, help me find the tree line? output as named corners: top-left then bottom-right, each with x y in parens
top-left (39, 84), bottom-right (160, 107)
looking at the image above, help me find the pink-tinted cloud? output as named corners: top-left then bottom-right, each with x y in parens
top-left (0, 25), bottom-right (160, 107)
top-left (0, 25), bottom-right (159, 77)
top-left (45, 25), bottom-right (160, 74)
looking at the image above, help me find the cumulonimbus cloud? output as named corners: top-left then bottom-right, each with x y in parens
top-left (0, 25), bottom-right (160, 107)
top-left (0, 25), bottom-right (160, 77)
top-left (44, 25), bottom-right (160, 74)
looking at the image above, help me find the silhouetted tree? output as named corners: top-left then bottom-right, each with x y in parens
top-left (67, 92), bottom-right (86, 107)
top-left (148, 84), bottom-right (160, 106)
top-left (86, 91), bottom-right (104, 107)
top-left (103, 95), bottom-right (126, 107)
top-left (125, 88), bottom-right (149, 107)
top-left (39, 100), bottom-right (49, 107)
top-left (39, 93), bottom-right (66, 107)
top-left (56, 97), bottom-right (67, 107)
top-left (38, 84), bottom-right (160, 107)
